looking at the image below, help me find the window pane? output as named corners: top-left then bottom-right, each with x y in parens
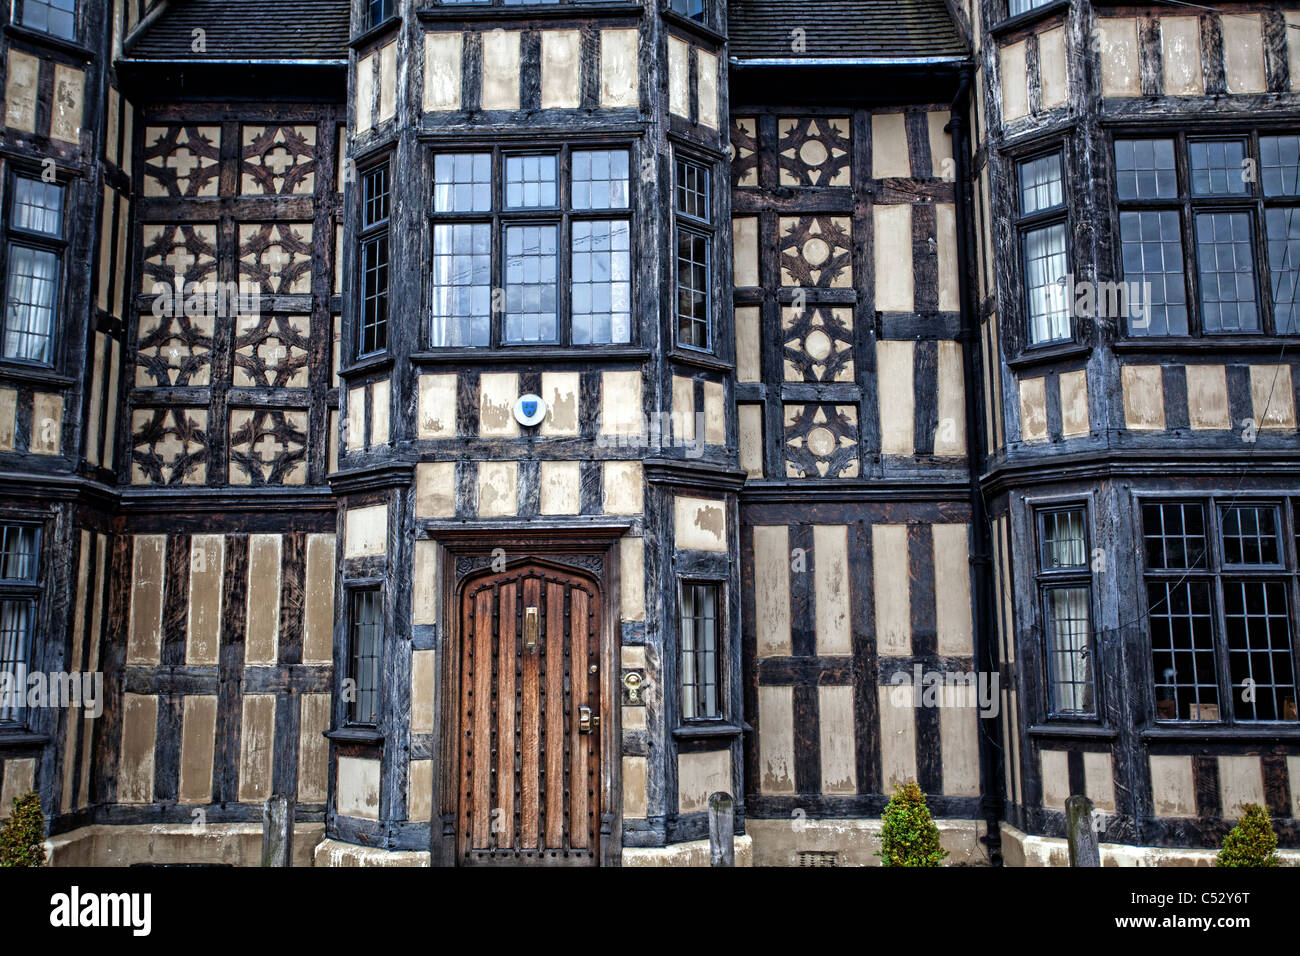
top-left (434, 153), bottom-right (492, 213)
top-left (572, 220), bottom-right (631, 345)
top-left (1220, 505), bottom-right (1281, 566)
top-left (368, 0), bottom-right (392, 26)
top-left (573, 149), bottom-right (630, 210)
top-left (431, 223), bottom-right (491, 347)
top-left (1041, 509), bottom-right (1087, 570)
top-left (681, 584), bottom-right (720, 720)
top-left (1195, 212), bottom-right (1259, 332)
top-left (1018, 152), bottom-right (1064, 215)
top-left (1266, 207), bottom-right (1300, 334)
top-left (676, 229), bottom-right (710, 348)
top-left (1119, 210), bottom-right (1188, 335)
top-left (1142, 502), bottom-right (1208, 570)
top-left (1009, 0), bottom-right (1053, 15)
top-left (503, 224), bottom-right (558, 343)
top-left (0, 525), bottom-right (38, 581)
top-left (1261, 134), bottom-right (1300, 197)
top-left (505, 154), bottom-right (558, 209)
top-left (1045, 587), bottom-right (1094, 715)
top-left (351, 590), bottom-right (382, 725)
top-left (671, 0), bottom-right (705, 20)
top-left (1223, 580), bottom-right (1297, 721)
top-left (1023, 223), bottom-right (1070, 344)
top-left (0, 599), bottom-right (32, 724)
top-left (11, 177), bottom-right (64, 237)
top-left (360, 234), bottom-right (389, 354)
top-left (675, 159), bottom-right (710, 221)
top-left (4, 244), bottom-right (58, 363)
top-left (1114, 139), bottom-right (1177, 201)
top-left (1189, 139), bottom-right (1249, 196)
top-left (1148, 580), bottom-right (1219, 720)
top-left (362, 164), bottom-right (389, 228)
top-left (21, 0), bottom-right (76, 39)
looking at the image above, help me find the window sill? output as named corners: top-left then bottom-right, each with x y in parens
top-left (324, 727), bottom-right (384, 745)
top-left (0, 729), bottom-right (51, 746)
top-left (1026, 723), bottom-right (1117, 740)
top-left (412, 346), bottom-right (651, 365)
top-left (340, 353), bottom-right (394, 378)
top-left (3, 23), bottom-right (93, 61)
top-left (661, 8), bottom-right (726, 45)
top-left (672, 721), bottom-right (746, 741)
top-left (1112, 335), bottom-right (1300, 354)
top-left (1005, 341), bottom-right (1091, 371)
top-left (0, 363), bottom-right (75, 388)
top-left (1141, 723), bottom-right (1300, 742)
top-left (417, 3), bottom-right (643, 23)
top-left (350, 15), bottom-right (401, 50)
top-left (669, 347), bottom-right (730, 373)
top-left (990, 0), bottom-right (1070, 40)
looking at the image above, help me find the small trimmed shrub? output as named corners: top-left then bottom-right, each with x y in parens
top-left (0, 791), bottom-right (47, 867)
top-left (1217, 803), bottom-right (1280, 868)
top-left (879, 780), bottom-right (947, 867)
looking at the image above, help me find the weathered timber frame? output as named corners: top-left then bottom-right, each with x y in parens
top-left (432, 526), bottom-right (626, 867)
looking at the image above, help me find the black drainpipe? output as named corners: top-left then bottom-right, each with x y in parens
top-left (947, 68), bottom-right (1004, 866)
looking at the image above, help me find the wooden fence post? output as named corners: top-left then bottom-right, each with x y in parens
top-left (708, 791), bottom-right (734, 867)
top-left (262, 794), bottom-right (295, 867)
top-left (1065, 794), bottom-right (1100, 867)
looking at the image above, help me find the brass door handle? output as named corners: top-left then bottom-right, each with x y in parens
top-left (579, 705), bottom-right (600, 734)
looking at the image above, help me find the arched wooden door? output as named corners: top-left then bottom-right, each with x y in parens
top-left (458, 562), bottom-right (602, 866)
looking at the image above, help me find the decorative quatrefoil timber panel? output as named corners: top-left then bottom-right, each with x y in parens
top-left (130, 408), bottom-right (209, 485)
top-left (783, 404), bottom-right (860, 478)
top-left (228, 408), bottom-right (309, 486)
top-left (782, 306), bottom-right (855, 383)
top-left (238, 223), bottom-right (314, 295)
top-left (233, 315), bottom-right (311, 388)
top-left (135, 313), bottom-right (214, 387)
top-left (731, 117), bottom-right (758, 188)
top-left (240, 125), bottom-right (317, 196)
top-left (779, 216), bottom-right (852, 288)
top-left (143, 126), bottom-right (222, 198)
top-left (778, 117), bottom-right (852, 187)
top-left (141, 224), bottom-right (219, 291)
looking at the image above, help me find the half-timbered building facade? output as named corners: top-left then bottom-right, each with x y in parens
top-left (0, 0), bottom-right (1297, 866)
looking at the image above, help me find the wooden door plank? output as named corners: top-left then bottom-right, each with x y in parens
top-left (459, 587), bottom-right (478, 860)
top-left (570, 585), bottom-right (590, 850)
top-left (520, 576), bottom-right (541, 849)
top-left (545, 580), bottom-right (566, 850)
top-left (496, 582), bottom-right (517, 851)
top-left (471, 587), bottom-right (494, 849)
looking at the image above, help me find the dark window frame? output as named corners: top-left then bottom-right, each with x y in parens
top-left (1138, 496), bottom-right (1300, 726)
top-left (345, 584), bottom-right (384, 727)
top-left (1113, 128), bottom-right (1300, 340)
top-left (1033, 504), bottom-right (1099, 719)
top-left (357, 158), bottom-right (391, 359)
top-left (1, 168), bottom-right (68, 369)
top-left (1013, 145), bottom-right (1074, 349)
top-left (427, 141), bottom-right (636, 349)
top-left (0, 522), bottom-right (41, 729)
top-left (678, 578), bottom-right (725, 723)
top-left (673, 152), bottom-right (714, 352)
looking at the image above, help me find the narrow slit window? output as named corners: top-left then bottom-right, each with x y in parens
top-left (349, 589), bottom-right (383, 726)
top-left (681, 582), bottom-right (721, 720)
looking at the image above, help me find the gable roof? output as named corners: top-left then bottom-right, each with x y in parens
top-left (728, 0), bottom-right (968, 63)
top-left (127, 0), bottom-right (351, 63)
